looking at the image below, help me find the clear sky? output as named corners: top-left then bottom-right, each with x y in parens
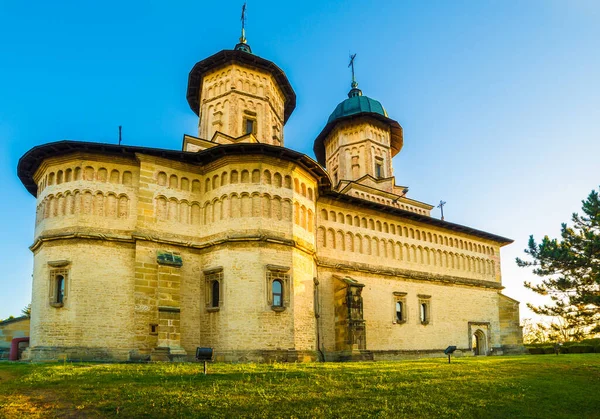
top-left (1, 0), bottom-right (599, 321)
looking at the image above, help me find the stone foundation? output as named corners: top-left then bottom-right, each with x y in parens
top-left (22, 346), bottom-right (133, 362)
top-left (21, 346), bottom-right (320, 363)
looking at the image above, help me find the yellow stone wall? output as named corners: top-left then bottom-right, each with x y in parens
top-left (316, 199), bottom-right (500, 283)
top-left (0, 317), bottom-right (30, 348)
top-left (29, 240), bottom-right (136, 355)
top-left (498, 294), bottom-right (524, 350)
top-left (317, 268), bottom-right (502, 352)
top-left (324, 118), bottom-right (393, 181)
top-left (25, 147), bottom-right (521, 361)
top-left (34, 153), bottom-right (139, 238)
top-left (198, 65), bottom-right (286, 145)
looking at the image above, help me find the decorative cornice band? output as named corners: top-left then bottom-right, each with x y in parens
top-left (30, 230), bottom-right (316, 257)
top-left (316, 257), bottom-right (503, 290)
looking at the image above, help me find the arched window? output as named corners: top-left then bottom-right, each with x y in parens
top-left (395, 301), bottom-right (403, 322)
top-left (272, 279), bottom-right (283, 307)
top-left (204, 268), bottom-right (223, 311)
top-left (267, 267), bottom-right (289, 311)
top-left (211, 280), bottom-right (220, 308)
top-left (49, 268), bottom-right (69, 308)
top-left (420, 303), bottom-right (427, 324)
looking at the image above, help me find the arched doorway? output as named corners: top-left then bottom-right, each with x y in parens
top-left (472, 329), bottom-right (487, 356)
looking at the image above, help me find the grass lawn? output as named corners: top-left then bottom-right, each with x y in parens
top-left (1, 354), bottom-right (599, 418)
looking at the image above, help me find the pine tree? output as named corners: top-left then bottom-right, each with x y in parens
top-left (516, 187), bottom-right (600, 339)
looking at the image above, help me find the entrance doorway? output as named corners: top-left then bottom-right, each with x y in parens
top-left (472, 329), bottom-right (487, 356)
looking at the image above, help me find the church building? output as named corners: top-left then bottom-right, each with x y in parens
top-left (17, 29), bottom-right (523, 362)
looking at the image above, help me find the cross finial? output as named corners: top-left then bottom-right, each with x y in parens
top-left (437, 200), bottom-right (447, 221)
top-left (240, 2), bottom-right (247, 43)
top-left (348, 53), bottom-right (357, 88)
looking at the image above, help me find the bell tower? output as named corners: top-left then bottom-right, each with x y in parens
top-left (313, 56), bottom-right (403, 186)
top-left (184, 12), bottom-right (295, 150)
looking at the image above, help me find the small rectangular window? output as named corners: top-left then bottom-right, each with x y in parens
top-left (375, 158), bottom-right (384, 178)
top-left (244, 118), bottom-right (257, 135)
top-left (204, 268), bottom-right (223, 311)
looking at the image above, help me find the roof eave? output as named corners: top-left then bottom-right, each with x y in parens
top-left (186, 49), bottom-right (297, 124)
top-left (18, 140), bottom-right (331, 197)
top-left (322, 189), bottom-right (513, 245)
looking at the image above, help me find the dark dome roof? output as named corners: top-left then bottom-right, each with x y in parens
top-left (327, 95), bottom-right (388, 125)
top-left (186, 49), bottom-right (296, 124)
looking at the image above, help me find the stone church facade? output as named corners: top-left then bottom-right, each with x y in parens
top-left (17, 37), bottom-right (523, 362)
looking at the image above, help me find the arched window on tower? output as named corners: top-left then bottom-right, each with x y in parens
top-left (272, 279), bottom-right (283, 307)
top-left (375, 157), bottom-right (384, 178)
top-left (267, 265), bottom-right (289, 311)
top-left (49, 267), bottom-right (69, 308)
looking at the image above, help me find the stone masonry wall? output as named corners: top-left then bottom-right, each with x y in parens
top-left (25, 146), bottom-right (518, 361)
top-left (199, 64), bottom-right (286, 145)
top-left (27, 239), bottom-right (136, 360)
top-left (317, 267), bottom-right (502, 353)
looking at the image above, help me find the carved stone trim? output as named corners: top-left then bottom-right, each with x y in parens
top-left (266, 264), bottom-right (290, 272)
top-left (48, 260), bottom-right (70, 267)
top-left (318, 258), bottom-right (503, 290)
top-left (203, 266), bottom-right (223, 275)
top-left (30, 231), bottom-right (316, 257)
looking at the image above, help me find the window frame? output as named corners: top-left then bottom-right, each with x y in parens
top-left (266, 265), bottom-right (290, 312)
top-left (375, 158), bottom-right (384, 179)
top-left (393, 292), bottom-right (407, 324)
top-left (243, 116), bottom-right (257, 136)
top-left (418, 294), bottom-right (432, 325)
top-left (48, 266), bottom-right (69, 308)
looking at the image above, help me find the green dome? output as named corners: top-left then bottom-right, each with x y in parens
top-left (327, 93), bottom-right (388, 124)
top-left (313, 86), bottom-right (403, 166)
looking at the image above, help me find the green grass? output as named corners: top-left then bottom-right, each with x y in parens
top-left (1, 355), bottom-right (599, 418)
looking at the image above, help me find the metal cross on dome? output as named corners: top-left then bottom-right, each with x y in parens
top-left (240, 2), bottom-right (247, 43)
top-left (438, 200), bottom-right (447, 221)
top-left (348, 53), bottom-right (357, 86)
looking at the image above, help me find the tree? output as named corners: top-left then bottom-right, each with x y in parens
top-left (21, 303), bottom-right (31, 318)
top-left (516, 187), bottom-right (600, 338)
top-left (521, 318), bottom-right (550, 344)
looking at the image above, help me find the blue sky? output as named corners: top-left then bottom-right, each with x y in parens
top-left (1, 0), bottom-right (599, 321)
